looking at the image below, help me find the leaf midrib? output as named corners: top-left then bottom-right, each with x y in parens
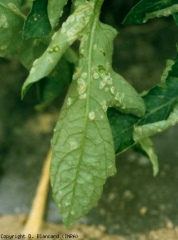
top-left (66, 16), bottom-right (99, 224)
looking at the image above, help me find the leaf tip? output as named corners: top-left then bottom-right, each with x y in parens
top-left (153, 165), bottom-right (159, 177)
top-left (21, 82), bottom-right (32, 99)
top-left (21, 87), bottom-right (25, 100)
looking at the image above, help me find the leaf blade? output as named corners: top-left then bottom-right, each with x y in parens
top-left (109, 56), bottom-right (178, 156)
top-left (47, 0), bottom-right (68, 29)
top-left (36, 53), bottom-right (74, 108)
top-left (123, 0), bottom-right (178, 24)
top-left (22, 0), bottom-right (51, 39)
top-left (51, 11), bottom-right (145, 226)
top-left (21, 2), bottom-right (94, 98)
top-left (138, 138), bottom-right (159, 176)
top-left (51, 95), bottom-right (116, 226)
top-left (0, 0), bottom-right (24, 57)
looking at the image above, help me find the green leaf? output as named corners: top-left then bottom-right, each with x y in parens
top-left (47, 0), bottom-right (68, 29)
top-left (22, 0), bottom-right (51, 38)
top-left (109, 56), bottom-right (178, 155)
top-left (50, 2), bottom-right (145, 226)
top-left (107, 108), bottom-right (137, 152)
top-left (0, 0), bottom-right (24, 57)
top-left (21, 1), bottom-right (94, 98)
top-left (123, 0), bottom-right (178, 24)
top-left (172, 12), bottom-right (178, 25)
top-left (18, 39), bottom-right (47, 69)
top-left (138, 138), bottom-right (159, 176)
top-left (36, 48), bottom-right (77, 106)
top-left (36, 54), bottom-right (74, 108)
top-left (108, 57), bottom-right (178, 175)
top-left (133, 103), bottom-right (178, 141)
top-left (133, 103), bottom-right (178, 174)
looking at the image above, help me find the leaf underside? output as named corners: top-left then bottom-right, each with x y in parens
top-left (49, 1), bottom-right (145, 227)
top-left (18, 0), bottom-right (178, 228)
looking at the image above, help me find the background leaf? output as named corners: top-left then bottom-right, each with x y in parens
top-left (123, 0), bottom-right (178, 24)
top-left (107, 108), bottom-right (137, 152)
top-left (22, 0), bottom-right (51, 38)
top-left (108, 56), bottom-right (178, 154)
top-left (0, 0), bottom-right (24, 57)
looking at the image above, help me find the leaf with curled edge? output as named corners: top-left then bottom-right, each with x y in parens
top-left (108, 57), bottom-right (178, 174)
top-left (133, 104), bottom-right (178, 175)
top-left (19, 37), bottom-right (77, 107)
top-left (0, 0), bottom-right (24, 57)
top-left (50, 10), bottom-right (145, 226)
top-left (133, 104), bottom-right (178, 141)
top-left (138, 138), bottom-right (159, 176)
top-left (21, 1), bottom-right (95, 98)
top-left (123, 0), bottom-right (178, 24)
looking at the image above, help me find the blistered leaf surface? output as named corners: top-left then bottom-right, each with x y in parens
top-left (21, 1), bottom-right (94, 98)
top-left (50, 1), bottom-right (145, 226)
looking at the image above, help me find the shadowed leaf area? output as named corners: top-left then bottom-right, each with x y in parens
top-left (22, 0), bottom-right (51, 38)
top-left (0, 0), bottom-right (24, 57)
top-left (36, 55), bottom-right (74, 109)
top-left (123, 0), bottom-right (178, 24)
